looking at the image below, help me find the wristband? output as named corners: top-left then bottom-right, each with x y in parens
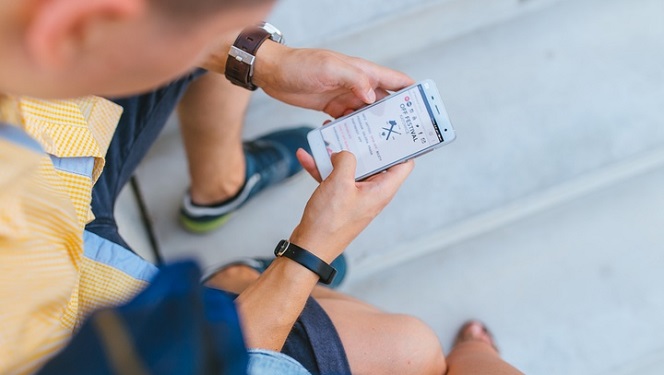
top-left (274, 240), bottom-right (337, 285)
top-left (225, 22), bottom-right (285, 91)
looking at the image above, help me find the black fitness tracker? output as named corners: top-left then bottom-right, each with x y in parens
top-left (274, 240), bottom-right (337, 285)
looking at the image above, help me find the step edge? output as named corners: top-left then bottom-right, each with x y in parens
top-left (345, 145), bottom-right (664, 285)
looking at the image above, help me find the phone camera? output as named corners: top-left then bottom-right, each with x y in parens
top-left (444, 129), bottom-right (448, 132)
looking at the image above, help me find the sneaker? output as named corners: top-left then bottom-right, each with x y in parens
top-left (180, 126), bottom-right (313, 233)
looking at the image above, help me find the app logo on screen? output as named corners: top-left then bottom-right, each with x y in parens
top-left (382, 120), bottom-right (401, 141)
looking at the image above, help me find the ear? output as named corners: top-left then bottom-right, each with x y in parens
top-left (25, 0), bottom-right (144, 71)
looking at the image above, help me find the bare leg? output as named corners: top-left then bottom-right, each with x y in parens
top-left (205, 264), bottom-right (259, 294)
top-left (178, 73), bottom-right (252, 205)
top-left (316, 297), bottom-right (447, 375)
top-left (446, 322), bottom-right (523, 375)
top-left (207, 266), bottom-right (447, 375)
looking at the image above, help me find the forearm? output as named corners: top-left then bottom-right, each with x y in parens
top-left (198, 22), bottom-right (413, 118)
top-left (231, 216), bottom-right (345, 350)
top-left (198, 29), bottom-right (240, 74)
top-left (235, 256), bottom-right (319, 351)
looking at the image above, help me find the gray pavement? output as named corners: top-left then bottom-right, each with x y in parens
top-left (117, 0), bottom-right (664, 373)
top-left (347, 164), bottom-right (664, 374)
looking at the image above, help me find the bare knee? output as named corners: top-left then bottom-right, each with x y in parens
top-left (386, 314), bottom-right (447, 375)
top-left (318, 299), bottom-right (446, 375)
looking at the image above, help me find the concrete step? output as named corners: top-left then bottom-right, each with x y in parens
top-left (611, 348), bottom-right (664, 375)
top-left (345, 163), bottom-right (664, 375)
top-left (271, 0), bottom-right (566, 60)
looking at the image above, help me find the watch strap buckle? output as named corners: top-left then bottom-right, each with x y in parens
top-left (229, 46), bottom-right (256, 66)
top-left (275, 240), bottom-right (289, 257)
top-left (274, 240), bottom-right (337, 285)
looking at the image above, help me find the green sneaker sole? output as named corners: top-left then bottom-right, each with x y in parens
top-left (179, 213), bottom-right (232, 234)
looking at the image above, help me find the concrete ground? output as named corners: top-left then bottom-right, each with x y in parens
top-left (117, 0), bottom-right (664, 373)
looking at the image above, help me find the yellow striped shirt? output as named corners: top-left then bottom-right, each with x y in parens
top-left (0, 95), bottom-right (157, 374)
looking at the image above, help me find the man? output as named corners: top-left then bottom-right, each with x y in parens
top-left (0, 0), bottom-right (522, 374)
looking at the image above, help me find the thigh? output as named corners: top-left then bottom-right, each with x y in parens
top-left (316, 298), bottom-right (447, 375)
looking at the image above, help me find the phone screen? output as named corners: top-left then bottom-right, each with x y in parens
top-left (320, 84), bottom-right (444, 177)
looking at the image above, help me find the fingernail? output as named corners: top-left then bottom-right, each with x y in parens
top-left (366, 89), bottom-right (376, 103)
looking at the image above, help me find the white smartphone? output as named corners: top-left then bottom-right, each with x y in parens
top-left (307, 79), bottom-right (456, 180)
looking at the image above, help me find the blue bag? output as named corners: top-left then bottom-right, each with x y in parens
top-left (37, 262), bottom-right (248, 375)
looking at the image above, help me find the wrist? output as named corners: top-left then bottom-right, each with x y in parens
top-left (289, 226), bottom-right (339, 264)
top-left (274, 239), bottom-right (337, 285)
top-left (252, 41), bottom-right (290, 89)
top-left (269, 256), bottom-right (320, 285)
top-left (222, 22), bottom-right (286, 91)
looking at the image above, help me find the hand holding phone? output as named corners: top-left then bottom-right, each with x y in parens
top-left (292, 150), bottom-right (414, 262)
top-left (307, 79), bottom-right (455, 180)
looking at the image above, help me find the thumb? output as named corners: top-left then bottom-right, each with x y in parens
top-left (328, 151), bottom-right (357, 182)
top-left (339, 64), bottom-right (376, 104)
top-left (353, 79), bottom-right (376, 104)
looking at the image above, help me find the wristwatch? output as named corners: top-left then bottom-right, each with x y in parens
top-left (274, 240), bottom-right (337, 285)
top-left (225, 22), bottom-right (285, 91)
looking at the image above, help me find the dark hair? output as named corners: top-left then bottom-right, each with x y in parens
top-left (153, 0), bottom-right (273, 19)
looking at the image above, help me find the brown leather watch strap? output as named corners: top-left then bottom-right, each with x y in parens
top-left (225, 27), bottom-right (272, 91)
